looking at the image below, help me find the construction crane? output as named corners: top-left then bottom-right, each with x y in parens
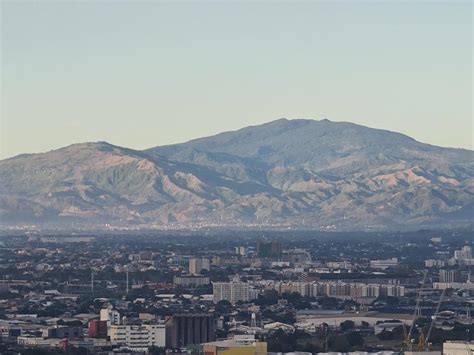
top-left (417, 332), bottom-right (426, 351)
top-left (424, 289), bottom-right (446, 348)
top-left (403, 270), bottom-right (428, 351)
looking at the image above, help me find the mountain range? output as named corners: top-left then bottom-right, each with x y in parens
top-left (1, 118), bottom-right (473, 230)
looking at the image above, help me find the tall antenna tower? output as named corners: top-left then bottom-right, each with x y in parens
top-left (126, 266), bottom-right (129, 294)
top-left (91, 271), bottom-right (94, 294)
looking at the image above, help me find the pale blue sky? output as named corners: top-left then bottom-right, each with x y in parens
top-left (1, 1), bottom-right (472, 159)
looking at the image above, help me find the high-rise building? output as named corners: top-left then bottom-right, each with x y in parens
top-left (454, 246), bottom-right (472, 260)
top-left (439, 269), bottom-right (461, 283)
top-left (256, 241), bottom-right (282, 259)
top-left (100, 305), bottom-right (121, 326)
top-left (213, 282), bottom-right (250, 304)
top-left (383, 284), bottom-right (405, 297)
top-left (189, 258), bottom-right (210, 275)
top-left (110, 324), bottom-right (166, 351)
top-left (452, 246), bottom-right (474, 265)
top-left (235, 246), bottom-right (247, 256)
top-left (165, 313), bottom-right (215, 348)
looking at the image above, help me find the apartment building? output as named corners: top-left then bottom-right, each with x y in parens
top-left (173, 274), bottom-right (210, 287)
top-left (189, 258), bottom-right (210, 275)
top-left (213, 282), bottom-right (250, 304)
top-left (109, 324), bottom-right (166, 351)
top-left (100, 305), bottom-right (121, 327)
top-left (275, 281), bottom-right (404, 299)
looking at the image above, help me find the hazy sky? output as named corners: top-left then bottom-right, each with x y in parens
top-left (1, 1), bottom-right (472, 159)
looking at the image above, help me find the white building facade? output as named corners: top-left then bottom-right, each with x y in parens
top-left (213, 282), bottom-right (250, 304)
top-left (109, 324), bottom-right (166, 351)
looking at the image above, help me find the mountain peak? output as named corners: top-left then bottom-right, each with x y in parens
top-left (148, 118), bottom-right (422, 168)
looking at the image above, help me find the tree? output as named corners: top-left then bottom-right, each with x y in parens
top-left (373, 296), bottom-right (400, 306)
top-left (267, 329), bottom-right (297, 352)
top-left (149, 346), bottom-right (165, 355)
top-left (340, 320), bottom-right (355, 331)
top-left (215, 328), bottom-right (228, 339)
top-left (215, 300), bottom-right (232, 314)
top-left (69, 347), bottom-right (89, 355)
top-left (319, 296), bottom-right (339, 309)
top-left (392, 325), bottom-right (408, 340)
top-left (377, 329), bottom-right (393, 341)
top-left (414, 317), bottom-right (430, 328)
top-left (20, 350), bottom-right (51, 355)
top-left (346, 331), bottom-right (364, 347)
top-left (328, 334), bottom-right (351, 352)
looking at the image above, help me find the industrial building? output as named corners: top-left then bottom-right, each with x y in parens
top-left (166, 313), bottom-right (215, 348)
top-left (203, 335), bottom-right (267, 355)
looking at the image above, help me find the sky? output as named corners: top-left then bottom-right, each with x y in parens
top-left (1, 1), bottom-right (472, 159)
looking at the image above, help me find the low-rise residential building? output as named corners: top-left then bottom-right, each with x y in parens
top-left (17, 336), bottom-right (61, 348)
top-left (173, 274), bottom-right (210, 287)
top-left (42, 325), bottom-right (83, 339)
top-left (370, 258), bottom-right (398, 270)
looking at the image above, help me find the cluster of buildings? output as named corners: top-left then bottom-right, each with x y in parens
top-left (211, 280), bottom-right (405, 306)
top-left (426, 246), bottom-right (474, 268)
top-left (7, 304), bottom-right (273, 355)
top-left (10, 305), bottom-right (217, 352)
top-left (0, 233), bottom-right (472, 354)
top-left (210, 278), bottom-right (405, 305)
top-left (426, 246), bottom-right (474, 291)
top-left (273, 281), bottom-right (405, 299)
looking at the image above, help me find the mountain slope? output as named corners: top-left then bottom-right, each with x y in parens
top-left (0, 142), bottom-right (280, 224)
top-left (1, 119), bottom-right (473, 230)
